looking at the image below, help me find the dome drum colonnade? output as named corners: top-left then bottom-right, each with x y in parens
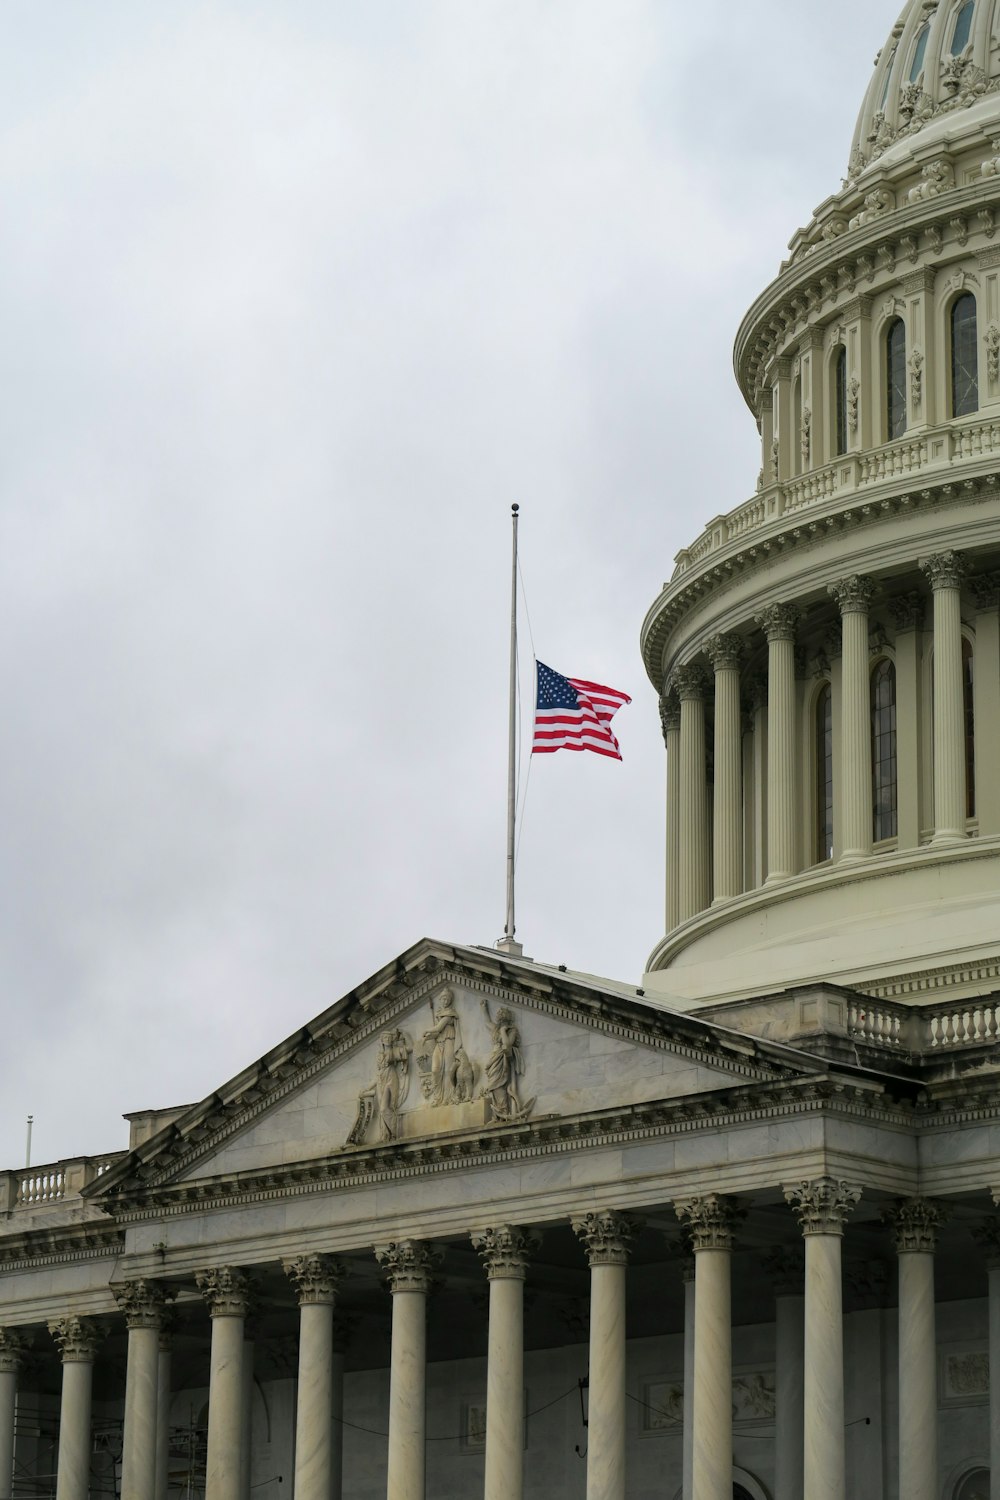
top-left (4, 1183), bottom-right (991, 1500)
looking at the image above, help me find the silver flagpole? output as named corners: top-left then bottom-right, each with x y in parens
top-left (497, 504), bottom-right (523, 957)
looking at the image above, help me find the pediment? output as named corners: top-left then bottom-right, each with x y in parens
top-left (92, 940), bottom-right (801, 1201)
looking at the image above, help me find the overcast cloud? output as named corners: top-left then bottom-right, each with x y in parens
top-left (0, 1), bottom-right (891, 1166)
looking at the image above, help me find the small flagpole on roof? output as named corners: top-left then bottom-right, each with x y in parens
top-left (497, 503), bottom-right (524, 958)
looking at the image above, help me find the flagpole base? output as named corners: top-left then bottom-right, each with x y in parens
top-left (495, 936), bottom-right (525, 958)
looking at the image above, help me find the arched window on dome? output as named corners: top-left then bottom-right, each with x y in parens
top-left (816, 683), bottom-right (833, 862)
top-left (879, 46), bottom-right (897, 109)
top-left (909, 23), bottom-right (930, 80)
top-left (951, 0), bottom-right (975, 54)
top-left (871, 659), bottom-right (898, 842)
top-left (963, 635), bottom-right (976, 818)
top-left (951, 293), bottom-right (979, 417)
top-left (833, 345), bottom-right (848, 456)
top-left (885, 318), bottom-right (907, 439)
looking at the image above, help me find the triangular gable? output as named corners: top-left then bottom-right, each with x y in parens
top-left (90, 938), bottom-right (805, 1201)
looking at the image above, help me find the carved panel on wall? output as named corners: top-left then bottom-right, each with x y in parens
top-left (639, 1367), bottom-right (775, 1436)
top-left (461, 1393), bottom-right (528, 1453)
top-left (939, 1343), bottom-right (989, 1406)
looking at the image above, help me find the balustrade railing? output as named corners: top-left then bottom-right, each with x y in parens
top-left (8, 1152), bottom-right (126, 1211)
top-left (848, 996), bottom-right (1000, 1053)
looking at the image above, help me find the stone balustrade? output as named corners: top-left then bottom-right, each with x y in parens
top-left (847, 995), bottom-right (1000, 1052)
top-left (0, 1155), bottom-right (126, 1215)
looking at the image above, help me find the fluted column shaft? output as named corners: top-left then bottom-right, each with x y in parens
top-left (923, 552), bottom-right (968, 842)
top-left (0, 1334), bottom-right (26, 1500)
top-left (573, 1211), bottom-right (632, 1500)
top-left (675, 668), bottom-right (709, 920)
top-left (473, 1226), bottom-right (535, 1500)
top-left (888, 1201), bottom-right (941, 1500)
top-left (676, 1197), bottom-right (738, 1500)
top-left (756, 606), bottom-right (798, 881)
top-left (785, 1178), bottom-right (860, 1500)
top-left (330, 1343), bottom-right (346, 1500)
top-left (682, 1260), bottom-right (695, 1500)
top-left (829, 577), bottom-right (875, 859)
top-left (51, 1317), bottom-right (105, 1500)
top-left (706, 636), bottom-right (743, 902)
top-left (376, 1240), bottom-right (435, 1500)
top-left (116, 1282), bottom-right (167, 1500)
top-left (155, 1326), bottom-right (173, 1500)
top-left (197, 1268), bottom-right (251, 1500)
top-left (762, 1251), bottom-right (804, 1500)
top-left (662, 692), bottom-right (681, 931)
top-left (285, 1254), bottom-right (344, 1500)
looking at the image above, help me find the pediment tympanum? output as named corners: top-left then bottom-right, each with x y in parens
top-left (91, 939), bottom-right (795, 1201)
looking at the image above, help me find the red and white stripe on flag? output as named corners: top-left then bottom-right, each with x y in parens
top-left (531, 660), bottom-right (631, 760)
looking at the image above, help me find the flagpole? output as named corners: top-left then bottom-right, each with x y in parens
top-left (497, 503), bottom-right (523, 957)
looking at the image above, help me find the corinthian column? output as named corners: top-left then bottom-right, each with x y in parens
top-left (156, 1311), bottom-right (177, 1500)
top-left (661, 688), bottom-right (682, 931)
top-left (115, 1280), bottom-right (168, 1500)
top-left (50, 1315), bottom-right (106, 1500)
top-left (762, 1248), bottom-right (804, 1500)
top-left (674, 666), bottom-right (710, 919)
top-left (886, 1199), bottom-right (942, 1500)
top-left (921, 551), bottom-right (968, 843)
top-left (705, 634), bottom-right (744, 902)
top-left (829, 575), bottom-right (876, 860)
top-left (755, 604), bottom-right (799, 881)
top-left (572, 1210), bottom-right (633, 1500)
top-left (472, 1225), bottom-right (537, 1500)
top-left (784, 1178), bottom-right (860, 1500)
top-left (674, 1195), bottom-right (739, 1500)
top-left (375, 1240), bottom-right (437, 1500)
top-left (284, 1253), bottom-right (345, 1500)
top-left (971, 1215), bottom-right (1000, 1495)
top-left (0, 1331), bottom-right (28, 1500)
top-left (196, 1267), bottom-right (252, 1500)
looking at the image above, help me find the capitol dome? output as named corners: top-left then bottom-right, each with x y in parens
top-left (642, 0), bottom-right (1000, 1016)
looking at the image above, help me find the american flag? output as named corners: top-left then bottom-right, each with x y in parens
top-left (532, 661), bottom-right (631, 760)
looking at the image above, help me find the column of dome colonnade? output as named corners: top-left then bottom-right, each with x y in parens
top-left (472, 1225), bottom-right (537, 1500)
top-left (754, 605), bottom-right (798, 883)
top-left (886, 1199), bottom-right (943, 1500)
top-left (197, 1267), bottom-right (253, 1500)
top-left (829, 576), bottom-right (876, 862)
top-left (660, 691), bottom-right (681, 932)
top-left (675, 1195), bottom-right (739, 1500)
top-left (785, 1178), bottom-right (860, 1500)
top-left (0, 1333), bottom-right (27, 1500)
top-left (573, 1210), bottom-right (633, 1500)
top-left (674, 666), bottom-right (710, 921)
top-left (50, 1315), bottom-right (106, 1500)
top-left (705, 634), bottom-right (744, 902)
top-left (922, 551), bottom-right (970, 843)
top-left (284, 1253), bottom-right (346, 1500)
top-left (375, 1239), bottom-right (437, 1500)
top-left (114, 1280), bottom-right (168, 1500)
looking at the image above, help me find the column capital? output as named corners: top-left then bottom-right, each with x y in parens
top-left (113, 1279), bottom-right (170, 1330)
top-left (49, 1315), bottom-right (106, 1364)
top-left (971, 1214), bottom-right (1000, 1267)
top-left (970, 570), bottom-right (1000, 611)
top-left (920, 550), bottom-right (968, 591)
top-left (283, 1252), bottom-right (345, 1306)
top-left (471, 1223), bottom-right (538, 1280)
top-left (659, 690), bottom-right (681, 740)
top-left (887, 590), bottom-right (926, 631)
top-left (784, 1177), bottom-right (861, 1235)
top-left (196, 1265), bottom-right (252, 1318)
top-left (158, 1303), bottom-right (179, 1352)
top-left (374, 1238), bottom-right (438, 1293)
top-left (760, 1244), bottom-right (805, 1294)
top-left (755, 602), bottom-right (799, 642)
top-left (0, 1329), bottom-right (29, 1374)
top-left (571, 1209), bottom-right (634, 1266)
top-left (672, 664), bottom-right (710, 702)
top-left (704, 633), bottom-right (744, 672)
top-left (674, 1193), bottom-right (742, 1251)
top-left (885, 1197), bottom-right (945, 1253)
top-left (828, 573), bottom-right (877, 615)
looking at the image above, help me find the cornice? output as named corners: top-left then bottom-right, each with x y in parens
top-left (0, 1224), bottom-right (124, 1274)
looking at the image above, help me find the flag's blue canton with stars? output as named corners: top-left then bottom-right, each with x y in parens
top-left (532, 661), bottom-right (631, 760)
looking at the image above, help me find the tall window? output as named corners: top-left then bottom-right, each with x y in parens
top-left (872, 660), bottom-right (898, 841)
top-left (951, 293), bottom-right (979, 416)
top-left (910, 23), bottom-right (930, 79)
top-left (963, 636), bottom-right (976, 817)
top-left (834, 346), bottom-right (848, 456)
top-left (792, 377), bottom-right (802, 476)
top-left (952, 0), bottom-right (975, 53)
top-left (886, 318), bottom-right (907, 439)
top-left (816, 684), bottom-right (834, 862)
top-left (879, 46), bottom-right (897, 107)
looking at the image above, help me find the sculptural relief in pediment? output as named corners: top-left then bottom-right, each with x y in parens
top-left (346, 987), bottom-right (536, 1146)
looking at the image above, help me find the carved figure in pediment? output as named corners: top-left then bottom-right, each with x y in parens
top-left (479, 999), bottom-right (534, 1123)
top-left (347, 1028), bottom-right (411, 1145)
top-left (421, 988), bottom-right (475, 1106)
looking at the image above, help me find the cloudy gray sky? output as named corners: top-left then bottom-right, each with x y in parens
top-left (1, 1), bottom-right (891, 1166)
